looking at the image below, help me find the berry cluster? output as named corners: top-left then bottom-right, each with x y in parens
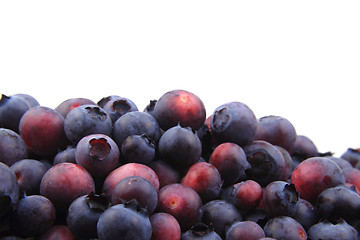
top-left (1, 90), bottom-right (360, 240)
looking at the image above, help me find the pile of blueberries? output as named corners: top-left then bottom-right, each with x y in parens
top-left (1, 89), bottom-right (360, 240)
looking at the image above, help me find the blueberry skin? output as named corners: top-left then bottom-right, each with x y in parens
top-left (112, 111), bottom-right (161, 147)
top-left (210, 101), bottom-right (257, 146)
top-left (158, 125), bottom-right (202, 170)
top-left (64, 104), bottom-right (112, 144)
top-left (316, 185), bottom-right (360, 222)
top-left (12, 93), bottom-right (40, 108)
top-left (0, 162), bottom-right (19, 218)
top-left (102, 96), bottom-right (138, 124)
top-left (10, 195), bottom-right (56, 238)
top-left (262, 181), bottom-right (300, 218)
top-left (67, 193), bottom-right (109, 239)
top-left (10, 159), bottom-right (48, 195)
top-left (243, 140), bottom-right (285, 187)
top-left (97, 202), bottom-right (152, 240)
top-left (307, 219), bottom-right (359, 240)
top-left (53, 146), bottom-right (76, 165)
top-left (0, 94), bottom-right (30, 133)
top-left (121, 135), bottom-right (156, 165)
top-left (263, 216), bottom-right (307, 240)
top-left (0, 128), bottom-right (28, 166)
top-left (181, 223), bottom-right (222, 240)
top-left (201, 200), bottom-right (242, 238)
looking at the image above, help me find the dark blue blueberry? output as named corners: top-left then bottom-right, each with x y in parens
top-left (102, 96), bottom-right (138, 124)
top-left (97, 201), bottom-right (152, 240)
top-left (307, 219), bottom-right (359, 240)
top-left (112, 111), bottom-right (161, 148)
top-left (67, 193), bottom-right (109, 239)
top-left (181, 223), bottom-right (222, 240)
top-left (10, 195), bottom-right (56, 238)
top-left (158, 125), bottom-right (202, 171)
top-left (0, 94), bottom-right (30, 133)
top-left (243, 140), bottom-right (285, 187)
top-left (121, 135), bottom-right (156, 165)
top-left (64, 104), bottom-right (112, 144)
top-left (201, 200), bottom-right (242, 238)
top-left (10, 159), bottom-right (48, 196)
top-left (0, 128), bottom-right (28, 166)
top-left (210, 101), bottom-right (257, 146)
top-left (0, 162), bottom-right (19, 218)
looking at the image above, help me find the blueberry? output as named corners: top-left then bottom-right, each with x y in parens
top-left (10, 195), bottom-right (56, 238)
top-left (225, 221), bottom-right (265, 240)
top-left (211, 101), bottom-right (257, 146)
top-left (102, 96), bottom-right (138, 124)
top-left (0, 128), bottom-right (28, 166)
top-left (243, 140), bottom-right (285, 187)
top-left (0, 94), bottom-right (30, 133)
top-left (97, 201), bottom-right (152, 240)
top-left (181, 223), bottom-right (222, 240)
top-left (111, 176), bottom-right (158, 214)
top-left (262, 181), bottom-right (300, 217)
top-left (67, 193), bottom-right (110, 239)
top-left (316, 185), bottom-right (360, 222)
top-left (153, 89), bottom-right (206, 131)
top-left (255, 115), bottom-right (297, 152)
top-left (158, 125), bottom-right (202, 171)
top-left (75, 134), bottom-right (120, 178)
top-left (307, 219), bottom-right (359, 240)
top-left (201, 200), bottom-right (242, 238)
top-left (10, 159), bottom-right (48, 195)
top-left (0, 162), bottom-right (19, 218)
top-left (121, 135), bottom-right (156, 165)
top-left (112, 111), bottom-right (161, 148)
top-left (263, 216), bottom-right (307, 240)
top-left (54, 97), bottom-right (96, 118)
top-left (64, 104), bottom-right (112, 144)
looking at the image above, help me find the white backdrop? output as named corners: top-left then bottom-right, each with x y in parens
top-left (1, 0), bottom-right (359, 156)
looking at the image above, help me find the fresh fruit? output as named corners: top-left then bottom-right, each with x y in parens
top-left (2, 89), bottom-right (360, 239)
top-left (158, 125), bottom-right (202, 171)
top-left (210, 101), bottom-right (257, 146)
top-left (97, 200), bottom-right (152, 240)
top-left (150, 212), bottom-right (181, 240)
top-left (75, 134), bottom-right (120, 178)
top-left (19, 106), bottom-right (68, 156)
top-left (208, 142), bottom-right (249, 186)
top-left (291, 156), bottom-right (346, 203)
top-left (10, 195), bottom-right (56, 238)
top-left (39, 162), bottom-right (95, 212)
top-left (0, 128), bottom-right (28, 166)
top-left (0, 94), bottom-right (30, 133)
top-left (153, 89), bottom-right (206, 131)
top-left (157, 183), bottom-right (203, 231)
top-left (64, 104), bottom-right (112, 144)
top-left (66, 192), bottom-right (109, 239)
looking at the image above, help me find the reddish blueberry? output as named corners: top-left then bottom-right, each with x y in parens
top-left (19, 106), bottom-right (68, 156)
top-left (181, 162), bottom-right (222, 203)
top-left (157, 183), bottom-right (203, 231)
top-left (150, 212), bottom-right (181, 240)
top-left (40, 163), bottom-right (95, 212)
top-left (102, 163), bottom-right (160, 199)
top-left (291, 157), bottom-right (345, 203)
top-left (209, 142), bottom-right (250, 186)
top-left (54, 97), bottom-right (96, 118)
top-left (153, 89), bottom-right (206, 131)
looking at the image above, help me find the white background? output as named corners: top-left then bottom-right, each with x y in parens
top-left (1, 1), bottom-right (359, 156)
